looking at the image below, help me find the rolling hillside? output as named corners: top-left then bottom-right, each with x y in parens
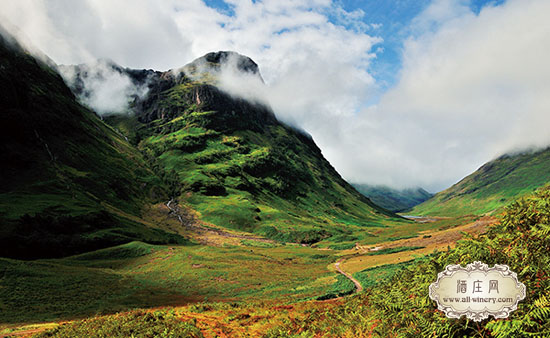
top-left (1, 28), bottom-right (403, 260)
top-left (0, 29), bottom-right (184, 259)
top-left (0, 38), bottom-right (410, 328)
top-left (412, 148), bottom-right (550, 216)
top-left (4, 25), bottom-right (549, 338)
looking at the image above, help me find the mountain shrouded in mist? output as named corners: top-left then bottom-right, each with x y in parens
top-left (352, 184), bottom-right (432, 212)
top-left (1, 26), bottom-right (401, 259)
top-left (92, 50), bottom-right (401, 244)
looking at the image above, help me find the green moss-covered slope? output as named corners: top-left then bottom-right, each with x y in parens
top-left (412, 148), bottom-right (550, 216)
top-left (105, 52), bottom-right (402, 244)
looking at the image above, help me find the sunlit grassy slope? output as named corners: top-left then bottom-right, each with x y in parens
top-left (4, 39), bottom-right (548, 338)
top-left (0, 31), bottom-right (183, 259)
top-left (412, 148), bottom-right (550, 216)
top-left (0, 241), bottom-right (347, 324)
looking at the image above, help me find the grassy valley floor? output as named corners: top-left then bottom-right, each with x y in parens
top-left (0, 211), bottom-right (487, 337)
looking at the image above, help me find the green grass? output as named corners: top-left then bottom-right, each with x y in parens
top-left (0, 36), bottom-right (178, 259)
top-left (240, 239), bottom-right (277, 248)
top-left (327, 243), bottom-right (356, 250)
top-left (386, 235), bottom-right (417, 241)
top-left (263, 187), bottom-right (550, 337)
top-left (21, 188), bottom-right (550, 338)
top-left (412, 148), bottom-right (550, 216)
top-left (315, 274), bottom-right (356, 300)
top-left (366, 246), bottom-right (425, 256)
top-left (353, 262), bottom-right (413, 289)
top-left (31, 310), bottom-right (204, 338)
top-left (0, 242), bottom-right (339, 324)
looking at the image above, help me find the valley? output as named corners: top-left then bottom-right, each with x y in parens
top-left (1, 19), bottom-right (550, 337)
top-left (0, 212), bottom-right (486, 337)
top-left (339, 215), bottom-right (494, 275)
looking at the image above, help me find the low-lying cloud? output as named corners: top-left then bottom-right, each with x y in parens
top-left (196, 0), bottom-right (550, 192)
top-left (58, 60), bottom-right (151, 115)
top-left (328, 0), bottom-right (550, 191)
top-left (180, 51), bottom-right (268, 107)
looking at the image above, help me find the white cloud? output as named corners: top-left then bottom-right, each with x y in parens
top-left (2, 0), bottom-right (549, 192)
top-left (58, 60), bottom-right (151, 114)
top-left (322, 0), bottom-right (550, 191)
top-left (0, 0), bottom-right (193, 69)
top-left (0, 0), bottom-right (381, 159)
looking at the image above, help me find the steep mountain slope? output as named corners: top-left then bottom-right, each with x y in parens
top-left (352, 184), bottom-right (432, 212)
top-left (0, 30), bottom-right (183, 259)
top-left (97, 51), bottom-right (402, 244)
top-left (412, 148), bottom-right (550, 216)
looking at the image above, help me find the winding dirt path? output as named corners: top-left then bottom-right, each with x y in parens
top-left (335, 258), bottom-right (363, 293)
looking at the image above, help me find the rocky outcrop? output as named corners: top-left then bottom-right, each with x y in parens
top-left (182, 51), bottom-right (263, 81)
top-left (62, 51), bottom-right (276, 132)
top-left (135, 51), bottom-right (276, 132)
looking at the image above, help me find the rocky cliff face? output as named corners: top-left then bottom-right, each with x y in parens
top-left (182, 51), bottom-right (263, 80)
top-left (136, 51), bottom-right (274, 132)
top-left (136, 80), bottom-right (277, 132)
top-left (62, 51), bottom-right (276, 132)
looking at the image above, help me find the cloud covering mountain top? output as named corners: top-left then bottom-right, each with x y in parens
top-left (1, 0), bottom-right (549, 192)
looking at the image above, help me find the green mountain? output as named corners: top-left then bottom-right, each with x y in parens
top-left (1, 30), bottom-right (400, 260)
top-left (412, 148), bottom-right (550, 216)
top-left (96, 51), bottom-right (401, 244)
top-left (0, 29), bottom-right (184, 259)
top-left (351, 184), bottom-right (432, 212)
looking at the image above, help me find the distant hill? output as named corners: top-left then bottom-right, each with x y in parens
top-left (412, 148), bottom-right (550, 216)
top-left (352, 184), bottom-right (432, 212)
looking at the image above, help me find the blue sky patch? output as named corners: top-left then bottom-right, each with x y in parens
top-left (201, 0), bottom-right (508, 93)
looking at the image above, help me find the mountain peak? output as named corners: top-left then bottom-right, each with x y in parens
top-left (181, 51), bottom-right (264, 83)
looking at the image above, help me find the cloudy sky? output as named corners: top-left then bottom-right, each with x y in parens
top-left (1, 0), bottom-right (549, 192)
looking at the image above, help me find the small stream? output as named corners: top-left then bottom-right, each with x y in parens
top-left (401, 215), bottom-right (438, 223)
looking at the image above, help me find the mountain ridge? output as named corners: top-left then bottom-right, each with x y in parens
top-left (412, 146), bottom-right (550, 216)
top-left (1, 32), bottom-right (402, 258)
top-left (352, 184), bottom-right (433, 212)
